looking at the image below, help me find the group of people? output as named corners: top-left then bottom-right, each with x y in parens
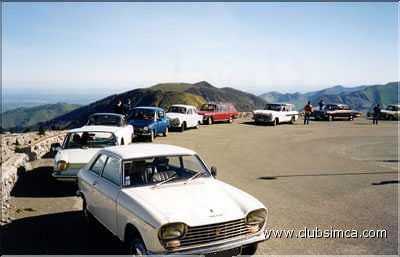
top-left (302, 100), bottom-right (382, 125)
top-left (114, 98), bottom-right (133, 116)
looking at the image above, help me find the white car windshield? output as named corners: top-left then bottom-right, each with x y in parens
top-left (265, 104), bottom-right (283, 111)
top-left (168, 106), bottom-right (186, 114)
top-left (122, 155), bottom-right (210, 187)
top-left (87, 115), bottom-right (123, 126)
top-left (64, 131), bottom-right (117, 149)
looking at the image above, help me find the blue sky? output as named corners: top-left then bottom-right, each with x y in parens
top-left (2, 2), bottom-right (398, 95)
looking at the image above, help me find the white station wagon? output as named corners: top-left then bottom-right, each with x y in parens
top-left (166, 104), bottom-right (203, 132)
top-left (53, 125), bottom-right (131, 181)
top-left (253, 103), bottom-right (299, 126)
top-left (77, 144), bottom-right (268, 255)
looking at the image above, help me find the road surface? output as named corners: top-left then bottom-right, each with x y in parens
top-left (2, 118), bottom-right (398, 255)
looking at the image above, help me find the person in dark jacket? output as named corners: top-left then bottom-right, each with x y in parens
top-left (318, 99), bottom-right (325, 111)
top-left (114, 99), bottom-right (125, 115)
top-left (303, 101), bottom-right (313, 125)
top-left (125, 99), bottom-right (132, 113)
top-left (372, 104), bottom-right (381, 125)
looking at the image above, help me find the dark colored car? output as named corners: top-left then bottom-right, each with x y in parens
top-left (313, 104), bottom-right (359, 121)
top-left (128, 107), bottom-right (169, 142)
top-left (198, 102), bottom-right (239, 125)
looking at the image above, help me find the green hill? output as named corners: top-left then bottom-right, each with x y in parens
top-left (149, 82), bottom-right (193, 92)
top-left (1, 103), bottom-right (80, 130)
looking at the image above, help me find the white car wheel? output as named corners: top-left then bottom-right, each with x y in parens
top-left (180, 122), bottom-right (186, 132)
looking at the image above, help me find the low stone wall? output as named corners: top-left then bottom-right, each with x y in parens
top-left (1, 153), bottom-right (29, 223)
top-left (0, 131), bottom-right (66, 224)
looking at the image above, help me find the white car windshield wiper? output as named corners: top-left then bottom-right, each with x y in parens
top-left (186, 171), bottom-right (206, 183)
top-left (153, 174), bottom-right (177, 188)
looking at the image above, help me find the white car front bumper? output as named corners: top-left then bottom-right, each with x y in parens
top-left (150, 231), bottom-right (266, 255)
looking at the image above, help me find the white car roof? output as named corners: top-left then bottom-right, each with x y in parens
top-left (269, 103), bottom-right (293, 106)
top-left (68, 125), bottom-right (120, 133)
top-left (101, 143), bottom-right (196, 160)
top-left (170, 104), bottom-right (196, 109)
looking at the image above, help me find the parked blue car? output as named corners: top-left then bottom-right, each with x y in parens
top-left (128, 107), bottom-right (169, 142)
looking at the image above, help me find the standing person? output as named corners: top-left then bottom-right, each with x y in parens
top-left (114, 99), bottom-right (125, 115)
top-left (318, 99), bottom-right (325, 111)
top-left (304, 101), bottom-right (313, 125)
top-left (125, 99), bottom-right (132, 113)
top-left (372, 104), bottom-right (381, 125)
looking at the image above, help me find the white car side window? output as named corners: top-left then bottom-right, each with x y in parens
top-left (91, 154), bottom-right (107, 175)
top-left (102, 156), bottom-right (121, 186)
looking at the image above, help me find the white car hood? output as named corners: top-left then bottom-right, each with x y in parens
top-left (55, 148), bottom-right (100, 164)
top-left (122, 178), bottom-right (265, 227)
top-left (166, 113), bottom-right (186, 120)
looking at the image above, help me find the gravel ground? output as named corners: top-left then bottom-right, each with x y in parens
top-left (2, 118), bottom-right (398, 255)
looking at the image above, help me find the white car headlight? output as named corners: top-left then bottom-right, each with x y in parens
top-left (159, 222), bottom-right (187, 241)
top-left (246, 209), bottom-right (267, 233)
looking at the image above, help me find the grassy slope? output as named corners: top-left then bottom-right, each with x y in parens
top-left (1, 103), bottom-right (80, 129)
top-left (149, 83), bottom-right (193, 92)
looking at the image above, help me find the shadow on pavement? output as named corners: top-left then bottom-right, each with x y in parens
top-left (240, 121), bottom-right (269, 126)
top-left (371, 180), bottom-right (399, 186)
top-left (11, 166), bottom-right (77, 198)
top-left (258, 170), bottom-right (398, 180)
top-left (1, 210), bottom-right (127, 254)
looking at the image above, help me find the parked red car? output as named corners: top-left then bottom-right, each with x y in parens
top-left (198, 102), bottom-right (239, 124)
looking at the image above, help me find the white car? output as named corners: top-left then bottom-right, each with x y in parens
top-left (381, 104), bottom-right (399, 120)
top-left (87, 113), bottom-right (134, 142)
top-left (253, 103), bottom-right (299, 126)
top-left (77, 144), bottom-right (268, 255)
top-left (166, 104), bottom-right (203, 131)
top-left (52, 125), bottom-right (131, 181)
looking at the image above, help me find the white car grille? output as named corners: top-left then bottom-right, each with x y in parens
top-left (254, 113), bottom-right (272, 121)
top-left (180, 219), bottom-right (249, 247)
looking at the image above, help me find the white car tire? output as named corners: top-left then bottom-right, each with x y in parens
top-left (180, 122), bottom-right (186, 132)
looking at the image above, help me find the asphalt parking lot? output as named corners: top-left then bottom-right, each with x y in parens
top-left (2, 118), bottom-right (398, 255)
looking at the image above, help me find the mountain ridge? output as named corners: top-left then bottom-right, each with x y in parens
top-left (259, 82), bottom-right (398, 111)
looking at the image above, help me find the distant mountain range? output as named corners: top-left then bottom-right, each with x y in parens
top-left (2, 81), bottom-right (398, 132)
top-left (1, 103), bottom-right (80, 130)
top-left (259, 82), bottom-right (398, 111)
